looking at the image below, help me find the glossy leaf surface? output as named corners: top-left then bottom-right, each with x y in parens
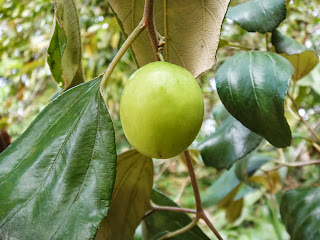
top-left (47, 0), bottom-right (85, 90)
top-left (0, 78), bottom-right (116, 240)
top-left (142, 190), bottom-right (209, 240)
top-left (272, 29), bottom-right (319, 81)
top-left (108, 0), bottom-right (230, 77)
top-left (226, 0), bottom-right (286, 33)
top-left (95, 150), bottom-right (153, 240)
top-left (280, 187), bottom-right (320, 240)
top-left (198, 107), bottom-right (262, 170)
top-left (215, 51), bottom-right (294, 148)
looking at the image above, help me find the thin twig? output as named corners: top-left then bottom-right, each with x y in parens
top-left (100, 20), bottom-right (145, 93)
top-left (175, 177), bottom-right (191, 203)
top-left (184, 150), bottom-right (223, 240)
top-left (142, 0), bottom-right (159, 60)
top-left (275, 159), bottom-right (320, 167)
top-left (220, 38), bottom-right (253, 51)
top-left (200, 212), bottom-right (223, 240)
top-left (184, 150), bottom-right (203, 212)
top-left (151, 202), bottom-right (197, 215)
top-left (144, 151), bottom-right (224, 239)
top-left (287, 94), bottom-right (320, 143)
top-left (266, 159), bottom-right (320, 172)
top-left (159, 216), bottom-right (200, 240)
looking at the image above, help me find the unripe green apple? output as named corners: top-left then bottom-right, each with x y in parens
top-left (120, 62), bottom-right (204, 159)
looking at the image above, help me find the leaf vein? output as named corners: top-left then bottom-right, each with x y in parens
top-left (249, 52), bottom-right (262, 111)
top-left (0, 85), bottom-right (98, 227)
top-left (49, 91), bottom-right (102, 239)
top-left (0, 82), bottom-right (99, 186)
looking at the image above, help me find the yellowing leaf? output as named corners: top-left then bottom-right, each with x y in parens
top-left (48, 0), bottom-right (85, 90)
top-left (218, 185), bottom-right (244, 222)
top-left (95, 150), bottom-right (153, 240)
top-left (225, 198), bottom-right (244, 223)
top-left (108, 0), bottom-right (230, 77)
top-left (272, 29), bottom-right (319, 81)
top-left (249, 171), bottom-right (282, 194)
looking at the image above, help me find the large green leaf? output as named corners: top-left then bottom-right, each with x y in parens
top-left (47, 0), bottom-right (85, 90)
top-left (215, 51), bottom-right (294, 148)
top-left (280, 187), bottom-right (320, 240)
top-left (0, 77), bottom-right (117, 240)
top-left (272, 29), bottom-right (319, 81)
top-left (226, 0), bottom-right (286, 34)
top-left (142, 190), bottom-right (210, 240)
top-left (108, 0), bottom-right (230, 77)
top-left (95, 150), bottom-right (153, 240)
top-left (198, 106), bottom-right (262, 170)
top-left (202, 155), bottom-right (270, 207)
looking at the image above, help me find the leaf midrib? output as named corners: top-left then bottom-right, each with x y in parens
top-left (248, 52), bottom-right (262, 112)
top-left (49, 90), bottom-right (102, 239)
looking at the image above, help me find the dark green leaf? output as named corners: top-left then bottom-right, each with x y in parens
top-left (215, 51), bottom-right (294, 148)
top-left (226, 0), bottom-right (286, 33)
top-left (108, 0), bottom-right (230, 77)
top-left (198, 106), bottom-right (262, 170)
top-left (95, 150), bottom-right (153, 240)
top-left (280, 187), bottom-right (320, 240)
top-left (0, 77), bottom-right (117, 240)
top-left (47, 0), bottom-right (85, 90)
top-left (272, 29), bottom-right (319, 81)
top-left (202, 155), bottom-right (270, 207)
top-left (142, 190), bottom-right (209, 240)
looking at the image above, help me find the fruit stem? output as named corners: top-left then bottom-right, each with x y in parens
top-left (157, 52), bottom-right (165, 62)
top-left (100, 21), bottom-right (145, 94)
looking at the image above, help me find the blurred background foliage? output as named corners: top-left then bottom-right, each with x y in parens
top-left (0, 0), bottom-right (319, 239)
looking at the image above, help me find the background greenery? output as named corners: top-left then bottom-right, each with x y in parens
top-left (0, 0), bottom-right (319, 239)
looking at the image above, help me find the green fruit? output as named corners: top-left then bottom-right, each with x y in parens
top-left (120, 62), bottom-right (204, 159)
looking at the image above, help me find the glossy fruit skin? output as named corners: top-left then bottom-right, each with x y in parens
top-left (120, 62), bottom-right (204, 159)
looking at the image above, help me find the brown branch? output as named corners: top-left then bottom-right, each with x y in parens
top-left (142, 0), bottom-right (160, 61)
top-left (275, 159), bottom-right (320, 167)
top-left (200, 212), bottom-right (223, 240)
top-left (265, 159), bottom-right (320, 172)
top-left (151, 202), bottom-right (197, 215)
top-left (184, 150), bottom-right (223, 240)
top-left (159, 216), bottom-right (200, 240)
top-left (184, 150), bottom-right (203, 212)
top-left (145, 150), bottom-right (223, 240)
